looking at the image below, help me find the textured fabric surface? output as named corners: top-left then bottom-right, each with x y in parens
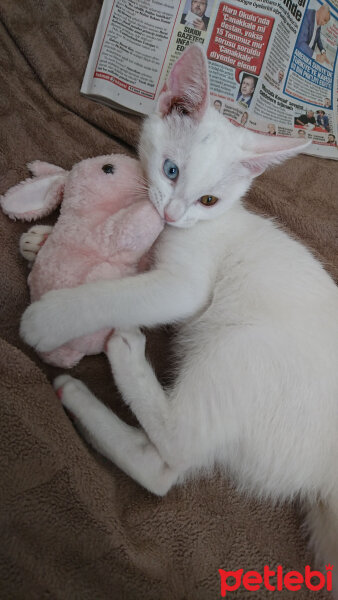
top-left (0, 1), bottom-right (336, 599)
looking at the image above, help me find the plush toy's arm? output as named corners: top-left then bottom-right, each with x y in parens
top-left (1, 163), bottom-right (67, 221)
top-left (96, 201), bottom-right (163, 257)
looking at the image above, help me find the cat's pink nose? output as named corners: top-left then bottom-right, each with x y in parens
top-left (164, 210), bottom-right (176, 223)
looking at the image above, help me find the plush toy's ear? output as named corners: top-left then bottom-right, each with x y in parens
top-left (0, 166), bottom-right (67, 221)
top-left (156, 43), bottom-right (209, 120)
top-left (240, 133), bottom-right (311, 178)
top-left (27, 160), bottom-right (66, 178)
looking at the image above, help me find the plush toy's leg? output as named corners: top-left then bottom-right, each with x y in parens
top-left (41, 346), bottom-right (85, 369)
top-left (19, 225), bottom-right (53, 262)
top-left (54, 375), bottom-right (179, 496)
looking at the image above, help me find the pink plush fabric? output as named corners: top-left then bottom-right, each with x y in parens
top-left (1, 154), bottom-right (163, 367)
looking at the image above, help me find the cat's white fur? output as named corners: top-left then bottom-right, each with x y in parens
top-left (20, 45), bottom-right (338, 591)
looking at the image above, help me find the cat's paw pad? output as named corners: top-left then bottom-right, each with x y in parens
top-left (106, 328), bottom-right (146, 367)
top-left (19, 225), bottom-right (53, 261)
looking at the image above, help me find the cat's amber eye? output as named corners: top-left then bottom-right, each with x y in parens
top-left (199, 195), bottom-right (219, 206)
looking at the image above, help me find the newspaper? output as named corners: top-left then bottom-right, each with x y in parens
top-left (81, 0), bottom-right (338, 159)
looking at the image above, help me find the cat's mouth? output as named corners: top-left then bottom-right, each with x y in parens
top-left (164, 215), bottom-right (196, 229)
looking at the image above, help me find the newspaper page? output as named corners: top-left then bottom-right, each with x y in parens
top-left (81, 0), bottom-right (185, 115)
top-left (82, 0), bottom-right (338, 159)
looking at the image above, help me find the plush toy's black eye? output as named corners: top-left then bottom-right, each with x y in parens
top-left (102, 164), bottom-right (115, 174)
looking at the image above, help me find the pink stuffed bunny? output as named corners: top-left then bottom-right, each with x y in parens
top-left (1, 154), bottom-right (163, 367)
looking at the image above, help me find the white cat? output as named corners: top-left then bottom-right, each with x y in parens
top-left (20, 45), bottom-right (338, 591)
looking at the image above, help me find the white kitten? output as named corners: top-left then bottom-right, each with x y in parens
top-left (21, 45), bottom-right (338, 593)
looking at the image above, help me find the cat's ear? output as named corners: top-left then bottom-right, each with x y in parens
top-left (239, 133), bottom-right (311, 178)
top-left (156, 44), bottom-right (209, 119)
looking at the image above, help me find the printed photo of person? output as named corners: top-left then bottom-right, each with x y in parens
top-left (213, 99), bottom-right (222, 112)
top-left (267, 123), bottom-right (276, 135)
top-left (316, 110), bottom-right (330, 131)
top-left (294, 109), bottom-right (316, 127)
top-left (296, 4), bottom-right (331, 66)
top-left (297, 129), bottom-right (307, 138)
top-left (180, 0), bottom-right (213, 31)
top-left (240, 111), bottom-right (249, 126)
top-left (327, 133), bottom-right (337, 146)
top-left (324, 97), bottom-right (331, 108)
top-left (276, 69), bottom-right (285, 89)
top-left (236, 74), bottom-right (258, 108)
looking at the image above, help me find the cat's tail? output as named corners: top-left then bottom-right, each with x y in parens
top-left (304, 491), bottom-right (338, 598)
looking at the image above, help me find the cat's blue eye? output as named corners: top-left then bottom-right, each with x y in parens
top-left (163, 159), bottom-right (179, 181)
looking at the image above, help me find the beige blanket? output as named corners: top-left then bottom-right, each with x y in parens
top-left (0, 1), bottom-right (336, 598)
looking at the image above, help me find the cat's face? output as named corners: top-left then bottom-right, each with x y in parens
top-left (139, 44), bottom-right (309, 229)
top-left (139, 108), bottom-right (252, 229)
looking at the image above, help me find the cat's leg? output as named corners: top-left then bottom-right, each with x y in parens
top-left (21, 264), bottom-right (209, 353)
top-left (54, 374), bottom-right (179, 496)
top-left (106, 329), bottom-right (175, 462)
top-left (19, 225), bottom-right (53, 262)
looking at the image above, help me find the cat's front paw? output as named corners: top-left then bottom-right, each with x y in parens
top-left (106, 328), bottom-right (146, 371)
top-left (19, 225), bottom-right (53, 262)
top-left (20, 288), bottom-right (80, 352)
